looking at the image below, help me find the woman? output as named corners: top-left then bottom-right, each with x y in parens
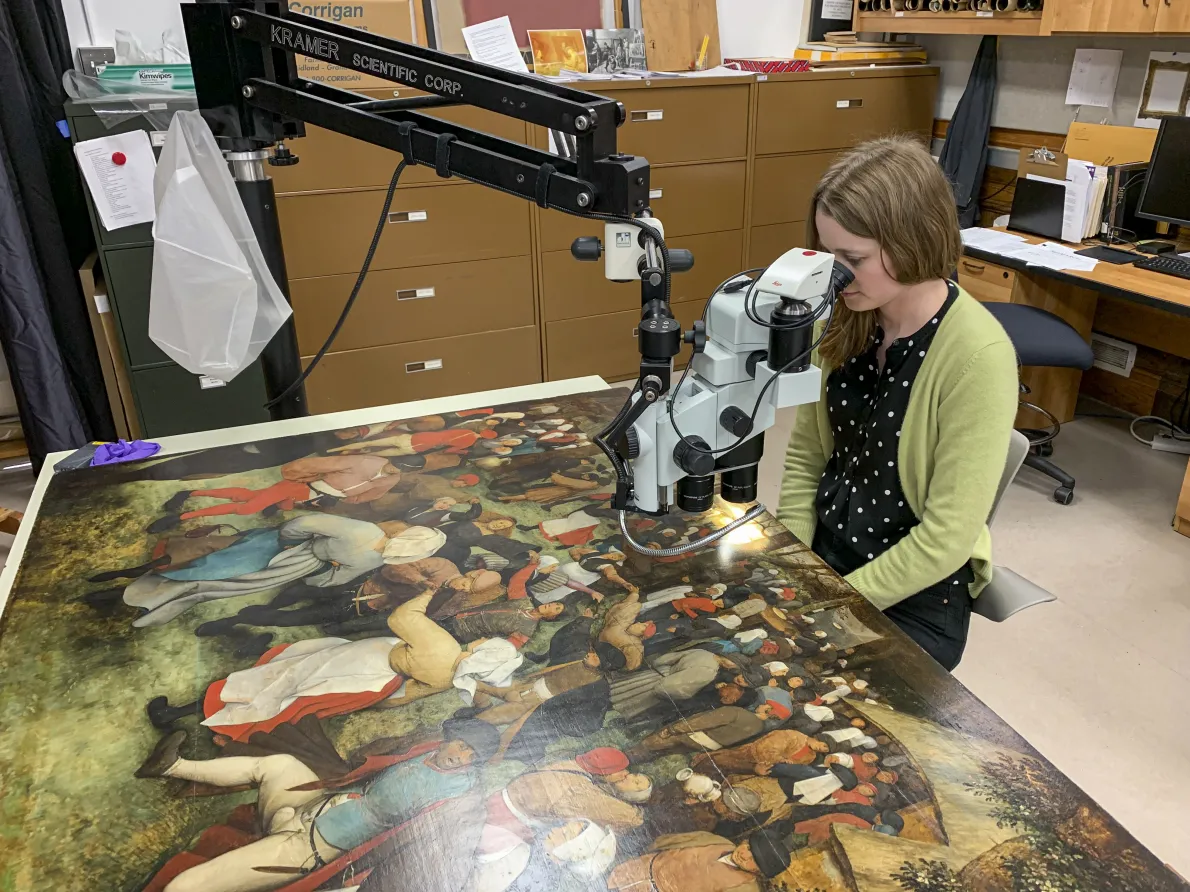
top-left (777, 136), bottom-right (1018, 670)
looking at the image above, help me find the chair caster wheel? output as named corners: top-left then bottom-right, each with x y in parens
top-left (1036, 442), bottom-right (1053, 457)
top-left (1053, 486), bottom-right (1074, 505)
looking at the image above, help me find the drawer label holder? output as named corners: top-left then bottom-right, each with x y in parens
top-left (397, 287), bottom-right (436, 300)
top-left (405, 358), bottom-right (443, 373)
top-left (631, 110), bottom-right (664, 122)
top-left (389, 210), bottom-right (428, 223)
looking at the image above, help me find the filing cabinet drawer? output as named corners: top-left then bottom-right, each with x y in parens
top-left (748, 222), bottom-right (809, 269)
top-left (538, 161), bottom-right (747, 252)
top-left (271, 88), bottom-right (529, 193)
top-left (542, 230), bottom-right (744, 322)
top-left (958, 257), bottom-right (1016, 303)
top-left (751, 151), bottom-right (840, 227)
top-left (278, 184), bottom-right (531, 278)
top-left (102, 246), bottom-right (167, 368)
top-left (601, 84), bottom-right (751, 164)
top-left (133, 363), bottom-right (270, 437)
top-left (303, 325), bottom-right (541, 413)
top-left (755, 72), bottom-right (937, 155)
top-left (546, 299), bottom-right (704, 382)
top-left (292, 256), bottom-right (535, 352)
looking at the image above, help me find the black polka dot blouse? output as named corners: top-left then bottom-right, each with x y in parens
top-left (814, 281), bottom-right (969, 580)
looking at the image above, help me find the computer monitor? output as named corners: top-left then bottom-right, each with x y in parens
top-left (1137, 116), bottom-right (1190, 228)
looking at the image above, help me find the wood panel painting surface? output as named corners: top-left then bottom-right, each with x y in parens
top-left (0, 389), bottom-right (1182, 892)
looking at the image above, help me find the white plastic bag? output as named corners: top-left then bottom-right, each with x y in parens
top-left (149, 110), bottom-right (291, 382)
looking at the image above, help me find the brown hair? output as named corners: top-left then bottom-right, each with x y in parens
top-left (806, 136), bottom-right (961, 367)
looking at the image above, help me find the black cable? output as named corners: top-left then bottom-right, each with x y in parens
top-left (982, 177), bottom-right (1016, 203)
top-left (265, 160), bottom-right (408, 409)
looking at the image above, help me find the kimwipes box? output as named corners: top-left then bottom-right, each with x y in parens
top-left (291, 0), bottom-right (417, 91)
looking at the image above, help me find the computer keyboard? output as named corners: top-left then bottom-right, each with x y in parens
top-left (1133, 254), bottom-right (1190, 280)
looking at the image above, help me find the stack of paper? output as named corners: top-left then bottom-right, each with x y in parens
top-left (960, 228), bottom-right (1028, 251)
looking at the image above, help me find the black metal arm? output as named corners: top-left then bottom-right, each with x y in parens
top-left (182, 0), bottom-right (674, 509)
top-left (182, 0), bottom-right (650, 217)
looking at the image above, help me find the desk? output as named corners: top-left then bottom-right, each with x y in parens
top-left (962, 230), bottom-right (1190, 537)
top-left (0, 375), bottom-right (1183, 891)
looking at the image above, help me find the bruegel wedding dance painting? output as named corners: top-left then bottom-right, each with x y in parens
top-left (0, 389), bottom-right (1182, 892)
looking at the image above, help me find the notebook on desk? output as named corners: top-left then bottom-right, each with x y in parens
top-left (1009, 177), bottom-right (1065, 241)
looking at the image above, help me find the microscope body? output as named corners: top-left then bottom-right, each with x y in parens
top-left (622, 249), bottom-right (836, 515)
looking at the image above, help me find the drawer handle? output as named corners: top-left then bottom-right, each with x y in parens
top-left (397, 287), bottom-right (436, 301)
top-left (961, 260), bottom-right (986, 273)
top-left (630, 109), bottom-right (664, 122)
top-left (406, 359), bottom-right (443, 373)
top-left (649, 188), bottom-right (663, 200)
top-left (835, 98), bottom-right (863, 109)
top-left (388, 210), bottom-right (428, 223)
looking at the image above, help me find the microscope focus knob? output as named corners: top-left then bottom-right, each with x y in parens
top-left (570, 237), bottom-right (603, 261)
top-left (623, 427), bottom-right (640, 460)
top-left (683, 320), bottom-right (707, 354)
top-left (720, 405), bottom-right (753, 438)
top-left (673, 435), bottom-right (715, 477)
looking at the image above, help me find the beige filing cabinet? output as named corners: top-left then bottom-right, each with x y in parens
top-left (270, 70), bottom-right (939, 408)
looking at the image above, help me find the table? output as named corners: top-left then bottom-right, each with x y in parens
top-left (0, 375), bottom-right (1183, 892)
top-left (961, 230), bottom-right (1190, 536)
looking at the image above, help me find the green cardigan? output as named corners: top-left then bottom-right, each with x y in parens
top-left (776, 288), bottom-right (1019, 610)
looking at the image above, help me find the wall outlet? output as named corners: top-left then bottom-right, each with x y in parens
top-left (1150, 432), bottom-right (1190, 455)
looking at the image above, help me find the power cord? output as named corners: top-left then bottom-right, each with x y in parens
top-left (1130, 415), bottom-right (1190, 445)
top-left (1129, 370), bottom-right (1190, 445)
top-left (265, 159), bottom-right (408, 409)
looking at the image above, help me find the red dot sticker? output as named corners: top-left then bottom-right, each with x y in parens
top-left (802, 250), bottom-right (816, 255)
top-left (111, 152), bottom-right (127, 166)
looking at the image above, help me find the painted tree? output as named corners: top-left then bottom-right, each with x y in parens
top-left (894, 859), bottom-right (964, 892)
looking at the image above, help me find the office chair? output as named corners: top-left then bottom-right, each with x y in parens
top-left (974, 429), bottom-right (1056, 622)
top-left (981, 303), bottom-right (1095, 505)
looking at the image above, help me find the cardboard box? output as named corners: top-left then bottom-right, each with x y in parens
top-left (78, 254), bottom-right (139, 440)
top-left (292, 0), bottom-right (417, 91)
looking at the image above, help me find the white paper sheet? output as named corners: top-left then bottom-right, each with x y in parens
top-left (1001, 242), bottom-right (1099, 272)
top-left (960, 227), bottom-right (1028, 251)
top-left (461, 16), bottom-right (529, 72)
top-left (1084, 166), bottom-right (1108, 239)
top-left (822, 0), bottom-right (854, 18)
top-left (1061, 159), bottom-right (1095, 244)
top-left (1065, 48), bottom-right (1122, 108)
top-left (72, 131), bottom-right (157, 231)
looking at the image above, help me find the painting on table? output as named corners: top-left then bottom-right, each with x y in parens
top-left (0, 389), bottom-right (1183, 892)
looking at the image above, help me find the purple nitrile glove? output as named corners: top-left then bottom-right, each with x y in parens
top-left (90, 439), bottom-right (162, 466)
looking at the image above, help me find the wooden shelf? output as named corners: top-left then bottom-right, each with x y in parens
top-left (855, 9), bottom-right (1045, 34)
top-left (0, 439), bottom-right (27, 462)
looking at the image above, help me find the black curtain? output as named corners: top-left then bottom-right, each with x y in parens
top-left (939, 35), bottom-right (998, 229)
top-left (0, 0), bottom-right (115, 468)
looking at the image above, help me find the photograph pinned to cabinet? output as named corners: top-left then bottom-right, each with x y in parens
top-left (1135, 51), bottom-right (1189, 129)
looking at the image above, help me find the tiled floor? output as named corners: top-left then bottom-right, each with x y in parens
top-left (760, 402), bottom-right (1190, 878)
top-left (1, 402), bottom-right (1187, 877)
